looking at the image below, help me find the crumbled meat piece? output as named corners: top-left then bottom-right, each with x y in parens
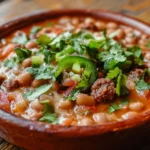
top-left (128, 69), bottom-right (144, 82)
top-left (91, 78), bottom-right (116, 103)
top-left (2, 79), bottom-right (19, 91)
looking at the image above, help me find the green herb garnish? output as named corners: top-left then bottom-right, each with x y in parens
top-left (39, 101), bottom-right (58, 124)
top-left (12, 33), bottom-right (28, 45)
top-left (24, 84), bottom-right (52, 101)
top-left (64, 89), bottom-right (80, 101)
top-left (108, 99), bottom-right (130, 113)
top-left (15, 47), bottom-right (32, 62)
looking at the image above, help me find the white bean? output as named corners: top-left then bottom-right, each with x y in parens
top-left (76, 94), bottom-right (95, 106)
top-left (121, 111), bottom-right (138, 120)
top-left (93, 113), bottom-right (108, 124)
top-left (80, 117), bottom-right (93, 126)
top-left (129, 102), bottom-right (144, 111)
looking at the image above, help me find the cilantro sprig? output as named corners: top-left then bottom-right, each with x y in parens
top-left (106, 67), bottom-right (129, 96)
top-left (24, 84), bottom-right (52, 101)
top-left (39, 101), bottom-right (58, 124)
top-left (26, 65), bottom-right (55, 80)
top-left (108, 99), bottom-right (130, 114)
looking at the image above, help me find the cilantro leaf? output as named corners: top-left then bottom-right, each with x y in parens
top-left (116, 73), bottom-right (129, 96)
top-left (15, 48), bottom-right (32, 62)
top-left (136, 79), bottom-right (150, 91)
top-left (24, 84), bottom-right (51, 101)
top-left (106, 67), bottom-right (120, 79)
top-left (3, 57), bottom-right (17, 68)
top-left (12, 33), bottom-right (28, 45)
top-left (26, 65), bottom-right (55, 80)
top-left (30, 26), bottom-right (42, 34)
top-left (64, 89), bottom-right (80, 101)
top-left (50, 32), bottom-right (72, 49)
top-left (98, 43), bottom-right (126, 71)
top-left (37, 35), bottom-right (51, 45)
top-left (125, 46), bottom-right (143, 66)
top-left (108, 99), bottom-right (130, 113)
top-left (39, 102), bottom-right (58, 124)
top-left (40, 46), bottom-right (56, 64)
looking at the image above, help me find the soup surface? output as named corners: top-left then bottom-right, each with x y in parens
top-left (0, 16), bottom-right (150, 126)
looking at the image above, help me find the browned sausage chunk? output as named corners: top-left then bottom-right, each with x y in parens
top-left (128, 69), bottom-right (144, 82)
top-left (91, 78), bottom-right (116, 103)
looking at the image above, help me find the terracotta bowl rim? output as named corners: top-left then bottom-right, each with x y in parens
top-left (0, 9), bottom-right (150, 138)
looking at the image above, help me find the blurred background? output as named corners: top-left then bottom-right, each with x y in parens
top-left (0, 0), bottom-right (150, 25)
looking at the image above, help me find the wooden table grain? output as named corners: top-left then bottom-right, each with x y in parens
top-left (0, 0), bottom-right (150, 149)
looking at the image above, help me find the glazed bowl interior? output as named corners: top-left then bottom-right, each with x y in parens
top-left (0, 9), bottom-right (150, 138)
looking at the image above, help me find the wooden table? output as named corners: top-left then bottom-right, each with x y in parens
top-left (0, 0), bottom-right (150, 149)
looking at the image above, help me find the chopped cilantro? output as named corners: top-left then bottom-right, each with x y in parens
top-left (12, 33), bottom-right (28, 45)
top-left (15, 47), bottom-right (32, 62)
top-left (50, 31), bottom-right (86, 55)
top-left (106, 67), bottom-right (129, 96)
top-left (125, 46), bottom-right (143, 66)
top-left (30, 26), bottom-right (42, 34)
top-left (106, 67), bottom-right (120, 79)
top-left (136, 79), bottom-right (150, 91)
top-left (26, 65), bottom-right (55, 80)
top-left (64, 89), bottom-right (80, 101)
top-left (39, 102), bottom-right (58, 124)
top-left (3, 57), bottom-right (17, 68)
top-left (108, 99), bottom-right (130, 113)
top-left (37, 35), bottom-right (51, 45)
top-left (24, 84), bottom-right (52, 101)
top-left (98, 43), bottom-right (126, 71)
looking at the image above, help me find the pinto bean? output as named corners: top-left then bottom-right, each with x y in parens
top-left (51, 81), bottom-right (60, 91)
top-left (76, 94), bottom-right (95, 106)
top-left (93, 113), bottom-right (108, 124)
top-left (31, 79), bottom-right (47, 88)
top-left (106, 22), bottom-right (118, 29)
top-left (116, 28), bottom-right (125, 39)
top-left (25, 41), bottom-right (38, 49)
top-left (22, 58), bottom-right (32, 68)
top-left (30, 99), bottom-right (44, 111)
top-left (129, 102), bottom-right (144, 111)
top-left (0, 44), bottom-right (15, 59)
top-left (80, 117), bottom-right (94, 125)
top-left (84, 17), bottom-right (95, 25)
top-left (58, 100), bottom-right (73, 109)
top-left (124, 27), bottom-right (133, 34)
top-left (71, 17), bottom-right (79, 25)
top-left (95, 21), bottom-right (106, 31)
top-left (17, 72), bottom-right (32, 86)
top-left (15, 94), bottom-right (28, 112)
top-left (121, 111), bottom-right (138, 120)
top-left (0, 74), bottom-right (6, 84)
top-left (59, 17), bottom-right (70, 24)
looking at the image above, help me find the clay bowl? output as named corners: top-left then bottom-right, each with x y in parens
top-left (0, 9), bottom-right (150, 150)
